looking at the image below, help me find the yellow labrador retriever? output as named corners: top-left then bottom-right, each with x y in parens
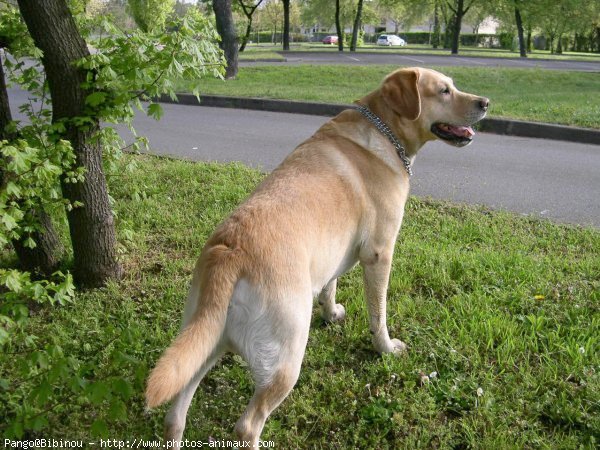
top-left (146, 67), bottom-right (489, 447)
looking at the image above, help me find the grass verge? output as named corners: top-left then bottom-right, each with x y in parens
top-left (186, 65), bottom-right (600, 129)
top-left (1, 153), bottom-right (598, 447)
top-left (238, 49), bottom-right (285, 61)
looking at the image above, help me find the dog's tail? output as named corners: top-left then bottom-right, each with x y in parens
top-left (145, 244), bottom-right (241, 408)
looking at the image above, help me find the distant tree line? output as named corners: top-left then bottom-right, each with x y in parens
top-left (79, 1), bottom-right (600, 59)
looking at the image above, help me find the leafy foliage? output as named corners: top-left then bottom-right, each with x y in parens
top-left (127, 0), bottom-right (176, 33)
top-left (78, 9), bottom-right (224, 125)
top-left (0, 139), bottom-right (83, 246)
top-left (0, 3), bottom-right (224, 438)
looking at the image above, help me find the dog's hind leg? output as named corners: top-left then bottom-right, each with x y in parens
top-left (164, 346), bottom-right (225, 449)
top-left (234, 361), bottom-right (303, 448)
top-left (318, 278), bottom-right (346, 323)
top-left (231, 287), bottom-right (312, 448)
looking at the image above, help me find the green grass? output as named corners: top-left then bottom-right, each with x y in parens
top-left (188, 65), bottom-right (600, 129)
top-left (2, 154), bottom-right (598, 447)
top-left (238, 48), bottom-right (285, 61)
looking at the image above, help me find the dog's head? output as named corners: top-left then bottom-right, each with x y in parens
top-left (381, 67), bottom-right (489, 147)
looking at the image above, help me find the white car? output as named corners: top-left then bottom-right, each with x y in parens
top-left (377, 35), bottom-right (406, 46)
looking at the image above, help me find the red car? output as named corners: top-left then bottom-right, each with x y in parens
top-left (322, 35), bottom-right (338, 45)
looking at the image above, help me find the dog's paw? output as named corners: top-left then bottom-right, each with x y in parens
top-left (388, 338), bottom-right (408, 354)
top-left (374, 337), bottom-right (408, 355)
top-left (322, 303), bottom-right (346, 323)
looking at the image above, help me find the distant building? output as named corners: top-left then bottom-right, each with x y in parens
top-left (303, 16), bottom-right (499, 38)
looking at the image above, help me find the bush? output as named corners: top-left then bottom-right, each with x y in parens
top-left (399, 32), bottom-right (432, 45)
top-left (460, 33), bottom-right (500, 47)
top-left (498, 32), bottom-right (516, 50)
top-left (344, 30), bottom-right (364, 47)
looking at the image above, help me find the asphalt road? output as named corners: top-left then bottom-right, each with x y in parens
top-left (254, 51), bottom-right (600, 72)
top-left (6, 81), bottom-right (599, 228)
top-left (117, 103), bottom-right (600, 228)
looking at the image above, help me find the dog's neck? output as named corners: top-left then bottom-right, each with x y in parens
top-left (359, 91), bottom-right (431, 159)
top-left (355, 104), bottom-right (413, 176)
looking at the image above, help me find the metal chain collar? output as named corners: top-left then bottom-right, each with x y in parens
top-left (355, 105), bottom-right (413, 177)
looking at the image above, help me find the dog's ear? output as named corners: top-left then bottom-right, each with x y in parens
top-left (381, 68), bottom-right (421, 121)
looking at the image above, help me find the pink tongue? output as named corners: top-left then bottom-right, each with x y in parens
top-left (449, 125), bottom-right (475, 138)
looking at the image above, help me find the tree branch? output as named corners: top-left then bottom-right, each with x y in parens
top-left (446, 0), bottom-right (457, 14)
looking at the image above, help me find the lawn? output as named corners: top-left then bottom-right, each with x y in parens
top-left (1, 154), bottom-right (598, 447)
top-left (183, 65), bottom-right (600, 129)
top-left (238, 48), bottom-right (285, 61)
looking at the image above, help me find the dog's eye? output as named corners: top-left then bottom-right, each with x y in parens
top-left (441, 87), bottom-right (451, 95)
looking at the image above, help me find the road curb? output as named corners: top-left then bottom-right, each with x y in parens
top-left (476, 118), bottom-right (599, 144)
top-left (157, 93), bottom-right (600, 146)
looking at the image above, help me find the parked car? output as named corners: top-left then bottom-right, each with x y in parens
top-left (377, 34), bottom-right (406, 46)
top-left (322, 35), bottom-right (339, 45)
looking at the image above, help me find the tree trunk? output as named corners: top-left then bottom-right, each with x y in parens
top-left (350, 0), bottom-right (364, 52)
top-left (238, 0), bottom-right (264, 52)
top-left (0, 55), bottom-right (12, 134)
top-left (514, 6), bottom-right (526, 57)
top-left (213, 0), bottom-right (238, 79)
top-left (526, 27), bottom-right (532, 53)
top-left (335, 0), bottom-right (343, 51)
top-left (282, 0), bottom-right (290, 51)
top-left (432, 1), bottom-right (440, 49)
top-left (1, 45), bottom-right (64, 276)
top-left (556, 34), bottom-right (563, 54)
top-left (17, 0), bottom-right (121, 287)
top-left (450, 0), bottom-right (464, 54)
top-left (12, 209), bottom-right (65, 276)
top-left (441, 3), bottom-right (453, 49)
top-left (239, 18), bottom-right (252, 52)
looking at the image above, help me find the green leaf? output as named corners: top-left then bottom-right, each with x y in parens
top-left (88, 381), bottom-right (111, 404)
top-left (30, 415), bottom-right (49, 431)
top-left (33, 379), bottom-right (53, 405)
top-left (31, 350), bottom-right (49, 369)
top-left (91, 419), bottom-right (108, 438)
top-left (86, 91), bottom-right (107, 107)
top-left (0, 328), bottom-right (8, 345)
top-left (23, 237), bottom-right (37, 249)
top-left (11, 419), bottom-right (24, 439)
top-left (32, 283), bottom-right (47, 300)
top-left (147, 103), bottom-right (163, 120)
top-left (113, 378), bottom-right (134, 399)
top-left (2, 213), bottom-right (18, 231)
top-left (5, 182), bottom-right (22, 198)
top-left (108, 399), bottom-right (127, 421)
top-left (3, 270), bottom-right (23, 292)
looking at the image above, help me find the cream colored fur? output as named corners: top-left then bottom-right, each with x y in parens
top-left (146, 67), bottom-right (489, 448)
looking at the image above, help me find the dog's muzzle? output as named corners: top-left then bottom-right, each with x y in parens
top-left (432, 97), bottom-right (489, 147)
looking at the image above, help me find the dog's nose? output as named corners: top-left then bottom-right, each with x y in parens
top-left (479, 98), bottom-right (490, 111)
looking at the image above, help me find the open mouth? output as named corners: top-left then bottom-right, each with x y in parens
top-left (431, 123), bottom-right (475, 147)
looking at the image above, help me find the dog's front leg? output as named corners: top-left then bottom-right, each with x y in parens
top-left (361, 250), bottom-right (407, 354)
top-left (319, 278), bottom-right (346, 323)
